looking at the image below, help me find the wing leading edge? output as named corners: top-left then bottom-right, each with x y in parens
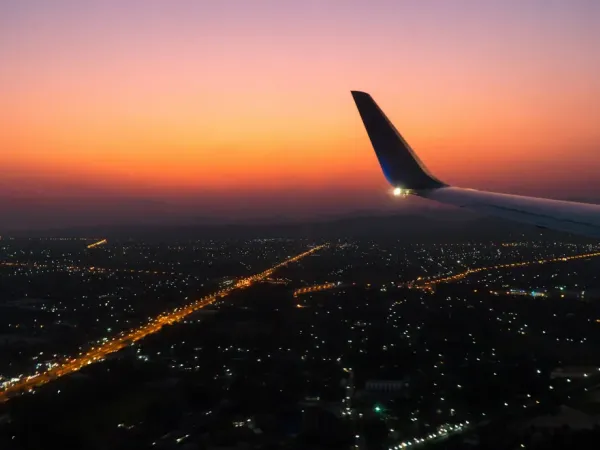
top-left (351, 90), bottom-right (600, 239)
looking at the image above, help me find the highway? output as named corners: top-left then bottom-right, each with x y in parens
top-left (293, 282), bottom-right (339, 297)
top-left (0, 244), bottom-right (327, 402)
top-left (86, 239), bottom-right (107, 249)
top-left (407, 251), bottom-right (600, 288)
top-left (0, 261), bottom-right (189, 278)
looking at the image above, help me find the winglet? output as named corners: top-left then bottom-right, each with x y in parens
top-left (351, 91), bottom-right (446, 190)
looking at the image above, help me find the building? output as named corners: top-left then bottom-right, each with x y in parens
top-left (365, 379), bottom-right (406, 393)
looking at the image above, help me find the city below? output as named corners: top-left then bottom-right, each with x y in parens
top-left (1, 233), bottom-right (600, 449)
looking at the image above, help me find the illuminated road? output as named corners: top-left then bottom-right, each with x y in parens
top-left (293, 282), bottom-right (339, 297)
top-left (0, 261), bottom-right (191, 278)
top-left (0, 244), bottom-right (327, 402)
top-left (407, 251), bottom-right (600, 288)
top-left (86, 239), bottom-right (107, 249)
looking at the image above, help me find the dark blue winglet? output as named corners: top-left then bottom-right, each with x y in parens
top-left (351, 91), bottom-right (446, 190)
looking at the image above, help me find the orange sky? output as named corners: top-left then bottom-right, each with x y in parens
top-left (1, 1), bottom-right (600, 227)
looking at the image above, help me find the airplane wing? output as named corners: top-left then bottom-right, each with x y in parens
top-left (351, 90), bottom-right (600, 239)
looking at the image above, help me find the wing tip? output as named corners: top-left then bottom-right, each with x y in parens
top-left (350, 90), bottom-right (446, 190)
top-left (350, 90), bottom-right (370, 99)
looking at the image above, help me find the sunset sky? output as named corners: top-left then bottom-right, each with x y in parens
top-left (1, 0), bottom-right (600, 229)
